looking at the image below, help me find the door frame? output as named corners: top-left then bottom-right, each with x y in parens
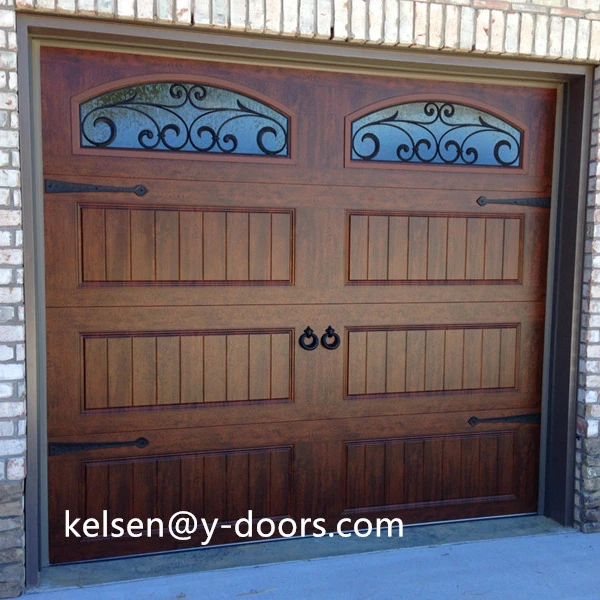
top-left (17, 13), bottom-right (593, 587)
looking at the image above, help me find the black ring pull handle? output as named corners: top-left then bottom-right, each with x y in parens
top-left (299, 326), bottom-right (319, 351)
top-left (321, 326), bottom-right (341, 350)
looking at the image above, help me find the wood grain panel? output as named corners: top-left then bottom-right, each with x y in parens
top-left (82, 330), bottom-right (293, 410)
top-left (83, 447), bottom-right (293, 529)
top-left (80, 204), bottom-right (294, 284)
top-left (347, 324), bottom-right (519, 397)
top-left (347, 211), bottom-right (523, 284)
top-left (345, 431), bottom-right (517, 510)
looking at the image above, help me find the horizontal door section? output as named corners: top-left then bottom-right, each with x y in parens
top-left (44, 181), bottom-right (549, 308)
top-left (42, 47), bottom-right (556, 194)
top-left (46, 301), bottom-right (543, 437)
top-left (48, 411), bottom-right (539, 563)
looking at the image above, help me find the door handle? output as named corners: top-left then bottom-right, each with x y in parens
top-left (299, 326), bottom-right (319, 351)
top-left (321, 326), bottom-right (341, 350)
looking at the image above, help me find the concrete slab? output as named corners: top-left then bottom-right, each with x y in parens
top-left (23, 521), bottom-right (600, 599)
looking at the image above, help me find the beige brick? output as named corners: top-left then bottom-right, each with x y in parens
top-left (76, 0), bottom-right (95, 13)
top-left (475, 9), bottom-right (490, 51)
top-left (460, 6), bottom-right (476, 50)
top-left (549, 16), bottom-right (564, 56)
top-left (299, 0), bottom-right (315, 36)
top-left (534, 14), bottom-right (549, 56)
top-left (97, 0), bottom-right (115, 15)
top-left (568, 0), bottom-right (598, 9)
top-left (551, 6), bottom-right (586, 17)
top-left (231, 0), bottom-right (248, 30)
top-left (0, 250), bottom-right (20, 266)
top-left (333, 0), bottom-right (348, 39)
top-left (56, 0), bottom-right (75, 10)
top-left (350, 0), bottom-right (367, 41)
top-left (212, 0), bottom-right (228, 26)
top-left (444, 5), bottom-right (459, 48)
top-left (519, 13), bottom-right (534, 55)
top-left (0, 403), bottom-right (22, 418)
top-left (563, 17), bottom-right (577, 58)
top-left (316, 0), bottom-right (331, 38)
top-left (532, 0), bottom-right (565, 5)
top-left (399, 0), bottom-right (414, 46)
top-left (0, 289), bottom-right (21, 303)
top-left (512, 2), bottom-right (548, 13)
top-left (474, 0), bottom-right (509, 8)
top-left (591, 21), bottom-right (600, 62)
top-left (175, 0), bottom-right (191, 23)
top-left (6, 458), bottom-right (23, 481)
top-left (490, 9), bottom-right (505, 52)
top-left (0, 10), bottom-right (14, 28)
top-left (193, 0), bottom-right (210, 25)
top-left (0, 421), bottom-right (13, 436)
top-left (0, 328), bottom-right (23, 343)
top-left (0, 211), bottom-right (19, 227)
top-left (368, 0), bottom-right (384, 43)
top-left (383, 0), bottom-right (399, 44)
top-left (576, 17), bottom-right (591, 59)
top-left (414, 2), bottom-right (428, 46)
top-left (429, 3), bottom-right (443, 48)
top-left (0, 131), bottom-right (17, 150)
top-left (249, 0), bottom-right (266, 31)
top-left (0, 53), bottom-right (15, 71)
top-left (117, 0), bottom-right (135, 17)
top-left (0, 438), bottom-right (24, 456)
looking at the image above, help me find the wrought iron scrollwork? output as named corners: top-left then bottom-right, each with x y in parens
top-left (321, 326), bottom-right (341, 350)
top-left (80, 82), bottom-right (289, 157)
top-left (351, 101), bottom-right (522, 167)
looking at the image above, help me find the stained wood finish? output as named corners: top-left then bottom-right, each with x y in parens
top-left (81, 205), bottom-right (293, 284)
top-left (348, 212), bottom-right (522, 283)
top-left (42, 46), bottom-right (555, 563)
top-left (347, 325), bottom-right (518, 397)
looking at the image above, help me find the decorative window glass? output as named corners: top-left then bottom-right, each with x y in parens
top-left (79, 82), bottom-right (289, 157)
top-left (350, 101), bottom-right (522, 167)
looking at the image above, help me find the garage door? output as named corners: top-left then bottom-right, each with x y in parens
top-left (42, 47), bottom-right (555, 563)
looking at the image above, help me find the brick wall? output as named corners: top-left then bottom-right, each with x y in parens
top-left (0, 0), bottom-right (597, 596)
top-left (0, 1), bottom-right (23, 597)
top-left (576, 64), bottom-right (600, 532)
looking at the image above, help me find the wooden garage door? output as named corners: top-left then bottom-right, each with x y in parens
top-left (42, 47), bottom-right (555, 563)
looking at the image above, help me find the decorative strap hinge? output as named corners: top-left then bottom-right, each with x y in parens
top-left (468, 413), bottom-right (541, 427)
top-left (477, 196), bottom-right (550, 208)
top-left (49, 437), bottom-right (149, 456)
top-left (45, 179), bottom-right (148, 197)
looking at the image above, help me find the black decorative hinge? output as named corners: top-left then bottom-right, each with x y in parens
top-left (468, 413), bottom-right (541, 427)
top-left (45, 179), bottom-right (148, 197)
top-left (477, 196), bottom-right (550, 208)
top-left (49, 437), bottom-right (149, 456)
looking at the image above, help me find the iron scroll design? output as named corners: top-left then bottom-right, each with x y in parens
top-left (350, 101), bottom-right (522, 167)
top-left (79, 82), bottom-right (289, 157)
